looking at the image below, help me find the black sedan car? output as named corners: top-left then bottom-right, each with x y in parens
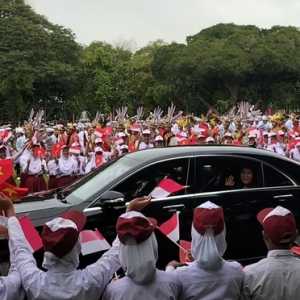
top-left (12, 145), bottom-right (300, 266)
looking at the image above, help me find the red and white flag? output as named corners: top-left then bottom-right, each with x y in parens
top-left (19, 216), bottom-right (43, 253)
top-left (80, 229), bottom-right (111, 256)
top-left (159, 212), bottom-right (180, 242)
top-left (179, 240), bottom-right (192, 264)
top-left (150, 178), bottom-right (185, 198)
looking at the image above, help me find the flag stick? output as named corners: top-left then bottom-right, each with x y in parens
top-left (160, 232), bottom-right (188, 253)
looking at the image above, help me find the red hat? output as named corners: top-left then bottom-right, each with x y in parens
top-left (257, 206), bottom-right (297, 245)
top-left (33, 147), bottom-right (46, 158)
top-left (130, 123), bottom-right (141, 133)
top-left (193, 201), bottom-right (224, 235)
top-left (116, 211), bottom-right (157, 245)
top-left (42, 210), bottom-right (86, 258)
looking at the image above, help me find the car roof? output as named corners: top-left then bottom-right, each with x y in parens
top-left (125, 145), bottom-right (296, 164)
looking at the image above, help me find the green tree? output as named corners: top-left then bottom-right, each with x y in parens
top-left (0, 0), bottom-right (81, 122)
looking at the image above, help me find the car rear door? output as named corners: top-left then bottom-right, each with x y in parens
top-left (195, 155), bottom-right (300, 264)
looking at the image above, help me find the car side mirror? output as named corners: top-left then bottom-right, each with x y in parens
top-left (98, 191), bottom-right (125, 205)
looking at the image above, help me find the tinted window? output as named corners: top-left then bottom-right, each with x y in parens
top-left (194, 156), bottom-right (262, 193)
top-left (113, 158), bottom-right (193, 200)
top-left (263, 164), bottom-right (293, 187)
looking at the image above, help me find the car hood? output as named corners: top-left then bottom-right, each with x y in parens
top-left (14, 196), bottom-right (76, 227)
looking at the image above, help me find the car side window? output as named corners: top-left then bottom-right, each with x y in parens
top-left (113, 158), bottom-right (192, 200)
top-left (195, 156), bottom-right (262, 193)
top-left (263, 164), bottom-right (293, 187)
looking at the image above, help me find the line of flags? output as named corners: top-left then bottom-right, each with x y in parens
top-left (8, 211), bottom-right (191, 261)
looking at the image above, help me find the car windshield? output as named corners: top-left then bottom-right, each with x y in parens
top-left (66, 156), bottom-right (140, 204)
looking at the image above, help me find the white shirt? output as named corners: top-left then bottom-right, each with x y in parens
top-left (27, 157), bottom-right (47, 175)
top-left (169, 260), bottom-right (244, 300)
top-left (58, 156), bottom-right (77, 176)
top-left (274, 143), bottom-right (286, 156)
top-left (19, 149), bottom-right (31, 172)
top-left (0, 241), bottom-right (24, 300)
top-left (16, 135), bottom-right (26, 152)
top-left (45, 135), bottom-right (57, 151)
top-left (290, 148), bottom-right (300, 162)
top-left (7, 216), bottom-right (121, 300)
top-left (103, 270), bottom-right (181, 300)
top-left (47, 159), bottom-right (59, 176)
top-left (243, 250), bottom-right (300, 300)
top-left (138, 142), bottom-right (154, 150)
top-left (71, 155), bottom-right (86, 175)
top-left (285, 119), bottom-right (293, 130)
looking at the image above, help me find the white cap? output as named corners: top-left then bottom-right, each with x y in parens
top-left (117, 132), bottom-right (127, 138)
top-left (179, 131), bottom-right (188, 138)
top-left (120, 144), bottom-right (129, 150)
top-left (206, 137), bottom-right (215, 142)
top-left (94, 146), bottom-right (103, 153)
top-left (46, 128), bottom-right (54, 133)
top-left (142, 129), bottom-right (151, 135)
top-left (269, 132), bottom-right (277, 138)
top-left (224, 132), bottom-right (232, 138)
top-left (95, 137), bottom-right (103, 144)
top-left (155, 135), bottom-right (164, 142)
top-left (15, 127), bottom-right (24, 134)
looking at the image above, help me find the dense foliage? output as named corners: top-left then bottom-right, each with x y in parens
top-left (1, 0), bottom-right (300, 122)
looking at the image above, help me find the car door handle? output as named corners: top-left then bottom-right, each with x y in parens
top-left (163, 204), bottom-right (185, 211)
top-left (83, 207), bottom-right (103, 217)
top-left (273, 194), bottom-right (293, 201)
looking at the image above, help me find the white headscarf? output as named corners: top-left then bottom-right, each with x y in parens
top-left (191, 202), bottom-right (227, 271)
top-left (42, 240), bottom-right (81, 272)
top-left (119, 232), bottom-right (158, 285)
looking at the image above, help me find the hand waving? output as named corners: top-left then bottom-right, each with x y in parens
top-left (126, 196), bottom-right (151, 212)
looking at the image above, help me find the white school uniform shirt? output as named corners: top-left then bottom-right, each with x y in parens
top-left (290, 147), bottom-right (300, 161)
top-left (0, 271), bottom-right (24, 300)
top-left (266, 143), bottom-right (276, 153)
top-left (84, 153), bottom-right (96, 174)
top-left (47, 159), bottom-right (59, 176)
top-left (58, 156), bottom-right (77, 176)
top-left (7, 216), bottom-right (121, 300)
top-left (71, 155), bottom-right (86, 175)
top-left (19, 149), bottom-right (31, 172)
top-left (0, 241), bottom-right (25, 300)
top-left (274, 142), bottom-right (286, 156)
top-left (242, 250), bottom-right (300, 300)
top-left (16, 135), bottom-right (26, 152)
top-left (27, 156), bottom-right (47, 175)
top-left (103, 270), bottom-right (181, 300)
top-left (168, 260), bottom-right (244, 300)
top-left (138, 142), bottom-right (154, 150)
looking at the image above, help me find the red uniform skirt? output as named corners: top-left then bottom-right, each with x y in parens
top-left (48, 176), bottom-right (58, 190)
top-left (56, 176), bottom-right (76, 188)
top-left (24, 175), bottom-right (46, 193)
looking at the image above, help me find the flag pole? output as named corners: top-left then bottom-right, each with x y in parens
top-left (162, 233), bottom-right (189, 253)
